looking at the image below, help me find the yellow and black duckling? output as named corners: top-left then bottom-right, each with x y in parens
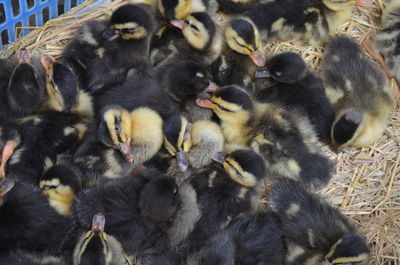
top-left (39, 164), bottom-right (81, 216)
top-left (73, 171), bottom-right (198, 261)
top-left (40, 55), bottom-right (93, 121)
top-left (224, 0), bottom-right (370, 61)
top-left (72, 213), bottom-right (132, 265)
top-left (269, 179), bottom-right (370, 265)
top-left (158, 0), bottom-right (216, 21)
top-left (151, 12), bottom-right (222, 67)
top-left (74, 106), bottom-right (163, 180)
top-left (183, 149), bottom-right (266, 253)
top-left (321, 36), bottom-right (395, 148)
top-left (0, 177), bottom-right (72, 253)
top-left (373, 0), bottom-right (400, 83)
top-left (255, 52), bottom-right (335, 142)
top-left (61, 4), bottom-right (156, 93)
top-left (188, 210), bottom-right (284, 265)
top-left (197, 85), bottom-right (332, 189)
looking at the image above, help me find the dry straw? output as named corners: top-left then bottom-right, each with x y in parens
top-left (0, 0), bottom-right (399, 264)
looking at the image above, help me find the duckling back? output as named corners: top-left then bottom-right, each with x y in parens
top-left (322, 36), bottom-right (394, 147)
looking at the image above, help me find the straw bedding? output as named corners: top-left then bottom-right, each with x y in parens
top-left (0, 0), bottom-right (399, 264)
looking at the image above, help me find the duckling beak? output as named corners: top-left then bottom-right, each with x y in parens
top-left (176, 151), bottom-right (189, 173)
top-left (18, 48), bottom-right (31, 64)
top-left (0, 141), bottom-right (18, 179)
top-left (118, 140), bottom-right (134, 163)
top-left (170, 19), bottom-right (184, 30)
top-left (196, 98), bottom-right (213, 109)
top-left (356, 0), bottom-right (374, 4)
top-left (249, 50), bottom-right (266, 67)
top-left (102, 29), bottom-right (120, 41)
top-left (255, 67), bottom-right (271, 78)
top-left (40, 55), bottom-right (56, 71)
top-left (92, 213), bottom-right (106, 232)
top-left (211, 152), bottom-right (226, 164)
top-left (205, 81), bottom-right (219, 93)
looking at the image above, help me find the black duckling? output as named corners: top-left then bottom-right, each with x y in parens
top-left (73, 171), bottom-right (198, 260)
top-left (269, 179), bottom-right (370, 265)
top-left (188, 210), bottom-right (285, 265)
top-left (74, 105), bottom-right (163, 180)
top-left (151, 12), bottom-right (222, 67)
top-left (373, 0), bottom-right (400, 83)
top-left (321, 36), bottom-right (394, 148)
top-left (158, 0), bottom-right (216, 21)
top-left (224, 0), bottom-right (369, 61)
top-left (0, 177), bottom-right (71, 253)
top-left (61, 4), bottom-right (156, 92)
top-left (5, 111), bottom-right (86, 185)
top-left (255, 52), bottom-right (335, 142)
top-left (183, 149), bottom-right (266, 253)
top-left (72, 213), bottom-right (133, 265)
top-left (197, 85), bottom-right (332, 189)
top-left (39, 164), bottom-right (82, 216)
top-left (0, 249), bottom-right (66, 265)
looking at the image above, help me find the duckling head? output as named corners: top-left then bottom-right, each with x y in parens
top-left (0, 177), bottom-right (15, 206)
top-left (39, 165), bottom-right (81, 216)
top-left (197, 85), bottom-right (254, 124)
top-left (105, 4), bottom-right (155, 41)
top-left (73, 213), bottom-right (128, 265)
top-left (225, 17), bottom-right (266, 66)
top-left (255, 52), bottom-right (308, 83)
top-left (139, 177), bottom-right (179, 224)
top-left (215, 149), bottom-right (266, 187)
top-left (331, 109), bottom-right (364, 147)
top-left (171, 12), bottom-right (216, 51)
top-left (7, 49), bottom-right (44, 114)
top-left (159, 0), bottom-right (192, 20)
top-left (324, 235), bottom-right (370, 265)
top-left (41, 55), bottom-right (78, 112)
top-left (98, 106), bottom-right (133, 163)
top-left (160, 60), bottom-right (209, 102)
top-left (163, 115), bottom-right (192, 173)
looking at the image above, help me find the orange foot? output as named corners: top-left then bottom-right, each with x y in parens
top-left (0, 141), bottom-right (18, 179)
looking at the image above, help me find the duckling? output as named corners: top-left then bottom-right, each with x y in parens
top-left (72, 213), bottom-right (133, 265)
top-left (73, 171), bottom-right (198, 259)
top-left (61, 4), bottom-right (156, 92)
top-left (216, 0), bottom-right (258, 14)
top-left (74, 106), bottom-right (163, 180)
top-left (0, 177), bottom-right (71, 253)
top-left (269, 179), bottom-right (370, 265)
top-left (0, 249), bottom-right (66, 265)
top-left (196, 85), bottom-right (332, 189)
top-left (321, 36), bottom-right (394, 148)
top-left (373, 0), bottom-right (400, 83)
top-left (188, 210), bottom-right (285, 265)
top-left (151, 12), bottom-right (222, 67)
top-left (40, 55), bottom-right (94, 121)
top-left (160, 115), bottom-right (224, 181)
top-left (183, 149), bottom-right (266, 252)
top-left (158, 0), bottom-right (216, 21)
top-left (255, 52), bottom-right (335, 142)
top-left (224, 0), bottom-right (369, 62)
top-left (39, 164), bottom-right (81, 216)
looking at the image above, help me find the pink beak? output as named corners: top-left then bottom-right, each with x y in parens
top-left (92, 213), bottom-right (106, 232)
top-left (170, 19), bottom-right (184, 30)
top-left (356, 0), bottom-right (374, 4)
top-left (249, 49), bottom-right (266, 67)
top-left (205, 81), bottom-right (219, 93)
top-left (118, 140), bottom-right (134, 163)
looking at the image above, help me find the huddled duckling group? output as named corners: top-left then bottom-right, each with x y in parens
top-left (0, 0), bottom-right (397, 264)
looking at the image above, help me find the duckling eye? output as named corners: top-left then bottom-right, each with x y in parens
top-left (184, 20), bottom-right (190, 25)
top-left (115, 125), bottom-right (121, 135)
top-left (195, 72), bottom-right (204, 78)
